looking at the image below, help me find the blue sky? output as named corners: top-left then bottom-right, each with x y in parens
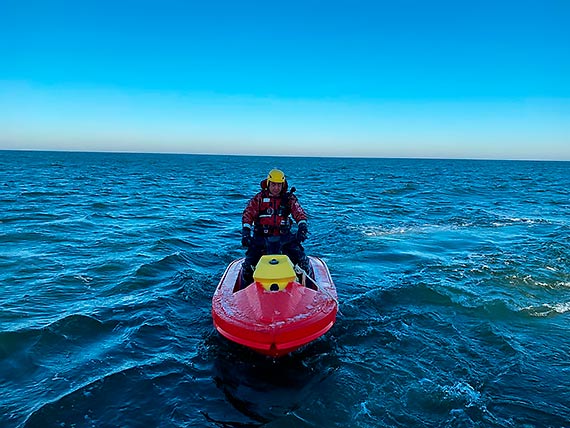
top-left (1, 0), bottom-right (569, 159)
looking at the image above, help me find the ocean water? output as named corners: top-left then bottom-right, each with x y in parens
top-left (1, 150), bottom-right (570, 428)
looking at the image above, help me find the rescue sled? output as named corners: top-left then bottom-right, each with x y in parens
top-left (211, 255), bottom-right (338, 357)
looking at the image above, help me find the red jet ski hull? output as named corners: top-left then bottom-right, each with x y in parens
top-left (212, 256), bottom-right (338, 357)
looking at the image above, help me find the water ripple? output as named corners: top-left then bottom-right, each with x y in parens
top-left (1, 152), bottom-right (570, 427)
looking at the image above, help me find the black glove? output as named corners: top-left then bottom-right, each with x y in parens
top-left (241, 227), bottom-right (252, 247)
top-left (296, 222), bottom-right (308, 242)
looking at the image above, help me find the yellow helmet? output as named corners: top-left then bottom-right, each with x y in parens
top-left (267, 168), bottom-right (286, 183)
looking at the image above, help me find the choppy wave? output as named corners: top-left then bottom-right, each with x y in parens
top-left (520, 302), bottom-right (570, 317)
top-left (1, 152), bottom-right (570, 427)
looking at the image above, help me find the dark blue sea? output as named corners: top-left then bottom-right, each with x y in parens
top-left (1, 150), bottom-right (570, 428)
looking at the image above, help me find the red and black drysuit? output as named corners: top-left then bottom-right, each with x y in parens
top-left (241, 179), bottom-right (311, 285)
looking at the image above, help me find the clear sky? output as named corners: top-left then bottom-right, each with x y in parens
top-left (1, 0), bottom-right (569, 159)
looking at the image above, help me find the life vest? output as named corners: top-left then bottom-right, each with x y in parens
top-left (254, 189), bottom-right (293, 236)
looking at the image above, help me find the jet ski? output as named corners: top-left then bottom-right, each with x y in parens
top-left (212, 254), bottom-right (338, 357)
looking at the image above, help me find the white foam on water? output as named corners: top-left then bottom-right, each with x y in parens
top-left (360, 223), bottom-right (460, 237)
top-left (441, 382), bottom-right (482, 406)
top-left (521, 302), bottom-right (570, 317)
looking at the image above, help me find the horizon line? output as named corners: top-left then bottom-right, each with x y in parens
top-left (1, 148), bottom-right (569, 163)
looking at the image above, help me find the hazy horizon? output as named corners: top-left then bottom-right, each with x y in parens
top-left (4, 147), bottom-right (570, 163)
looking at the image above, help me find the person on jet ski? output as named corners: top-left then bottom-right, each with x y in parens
top-left (240, 168), bottom-right (312, 286)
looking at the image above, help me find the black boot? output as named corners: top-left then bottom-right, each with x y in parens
top-left (240, 264), bottom-right (254, 289)
top-left (299, 259), bottom-right (314, 280)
